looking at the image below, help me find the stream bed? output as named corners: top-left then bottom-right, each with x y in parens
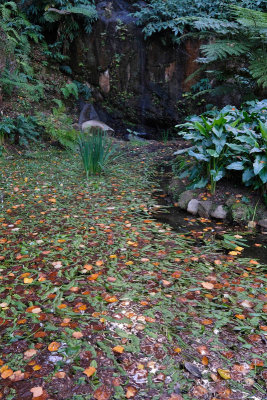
top-left (152, 170), bottom-right (267, 265)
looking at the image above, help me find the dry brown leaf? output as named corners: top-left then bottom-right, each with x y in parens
top-left (30, 386), bottom-right (43, 398)
top-left (24, 349), bottom-right (37, 359)
top-left (9, 370), bottom-right (25, 382)
top-left (93, 385), bottom-right (111, 400)
top-left (55, 371), bottom-right (66, 379)
top-left (126, 386), bottom-right (138, 398)
top-left (192, 385), bottom-right (208, 397)
top-left (201, 282), bottom-right (214, 290)
top-left (72, 331), bottom-right (83, 339)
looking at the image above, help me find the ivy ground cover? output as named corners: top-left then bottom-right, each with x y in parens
top-left (0, 144), bottom-right (266, 400)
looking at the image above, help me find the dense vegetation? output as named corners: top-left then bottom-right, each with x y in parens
top-left (0, 3), bottom-right (267, 399)
top-left (175, 100), bottom-right (267, 196)
top-left (134, 1), bottom-right (267, 95)
top-left (0, 0), bottom-right (266, 191)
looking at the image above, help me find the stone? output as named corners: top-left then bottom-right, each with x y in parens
top-left (81, 120), bottom-right (114, 135)
top-left (178, 190), bottom-right (198, 210)
top-left (127, 134), bottom-right (145, 142)
top-left (248, 221), bottom-right (257, 229)
top-left (225, 196), bottom-right (236, 207)
top-left (231, 203), bottom-right (250, 224)
top-left (167, 178), bottom-right (186, 200)
top-left (99, 69), bottom-right (110, 94)
top-left (187, 199), bottom-right (199, 215)
top-left (258, 219), bottom-right (267, 229)
top-left (198, 201), bottom-right (213, 218)
top-left (211, 205), bottom-right (227, 219)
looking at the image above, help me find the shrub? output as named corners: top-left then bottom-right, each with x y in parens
top-left (0, 1), bottom-right (44, 101)
top-left (77, 129), bottom-right (119, 178)
top-left (36, 100), bottom-right (77, 150)
top-left (0, 114), bottom-right (40, 148)
top-left (175, 100), bottom-right (267, 194)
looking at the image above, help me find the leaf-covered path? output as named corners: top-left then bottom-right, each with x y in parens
top-left (0, 143), bottom-right (266, 400)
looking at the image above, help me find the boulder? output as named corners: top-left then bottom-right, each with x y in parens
top-left (211, 205), bottom-right (227, 219)
top-left (178, 190), bottom-right (198, 210)
top-left (187, 199), bottom-right (199, 215)
top-left (168, 177), bottom-right (186, 200)
top-left (82, 120), bottom-right (114, 135)
top-left (231, 203), bottom-right (250, 224)
top-left (258, 219), bottom-right (267, 229)
top-left (198, 201), bottom-right (213, 218)
top-left (126, 133), bottom-right (145, 142)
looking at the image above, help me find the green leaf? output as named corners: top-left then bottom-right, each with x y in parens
top-left (206, 149), bottom-right (219, 158)
top-left (226, 161), bottom-right (244, 170)
top-left (253, 155), bottom-right (267, 175)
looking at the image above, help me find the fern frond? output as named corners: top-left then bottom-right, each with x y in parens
top-left (199, 40), bottom-right (251, 62)
top-left (232, 6), bottom-right (267, 30)
top-left (66, 6), bottom-right (98, 21)
top-left (192, 17), bottom-right (239, 34)
top-left (249, 52), bottom-right (267, 88)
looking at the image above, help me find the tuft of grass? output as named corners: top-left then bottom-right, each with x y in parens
top-left (77, 129), bottom-right (119, 177)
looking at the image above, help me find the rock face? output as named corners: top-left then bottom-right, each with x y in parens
top-left (71, 0), bottom-right (200, 131)
top-left (82, 120), bottom-right (114, 134)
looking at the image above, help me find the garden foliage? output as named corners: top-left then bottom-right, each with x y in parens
top-left (175, 100), bottom-right (267, 195)
top-left (78, 129), bottom-right (119, 177)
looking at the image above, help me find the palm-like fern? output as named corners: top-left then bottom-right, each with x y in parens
top-left (195, 7), bottom-right (267, 89)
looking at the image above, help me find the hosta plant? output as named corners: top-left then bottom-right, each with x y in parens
top-left (175, 100), bottom-right (267, 194)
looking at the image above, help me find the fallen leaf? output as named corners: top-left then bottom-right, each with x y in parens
top-left (174, 347), bottom-right (182, 353)
top-left (113, 346), bottom-right (124, 354)
top-left (93, 384), bottom-right (111, 400)
top-left (83, 366), bottom-right (96, 377)
top-left (201, 282), bottom-right (214, 290)
top-left (72, 331), bottom-right (83, 339)
top-left (202, 356), bottom-right (209, 366)
top-left (235, 314), bottom-right (245, 320)
top-left (192, 385), bottom-right (208, 397)
top-left (1, 368), bottom-right (13, 379)
top-left (24, 349), bottom-right (37, 359)
top-left (30, 387), bottom-right (43, 398)
top-left (55, 371), bottom-right (66, 378)
top-left (126, 386), bottom-right (138, 398)
top-left (48, 342), bottom-right (60, 352)
top-left (9, 370), bottom-right (25, 382)
top-left (217, 368), bottom-right (231, 380)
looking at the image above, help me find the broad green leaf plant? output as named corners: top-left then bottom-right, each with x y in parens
top-left (175, 100), bottom-right (267, 196)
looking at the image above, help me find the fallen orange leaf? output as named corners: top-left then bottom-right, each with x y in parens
top-left (48, 342), bottom-right (60, 352)
top-left (113, 346), bottom-right (124, 354)
top-left (83, 366), bottom-right (96, 377)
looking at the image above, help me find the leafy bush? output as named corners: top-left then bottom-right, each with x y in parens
top-left (133, 0), bottom-right (265, 38)
top-left (77, 130), bottom-right (119, 177)
top-left (175, 100), bottom-right (267, 194)
top-left (134, 2), bottom-right (266, 92)
top-left (19, 0), bottom-right (98, 51)
top-left (36, 100), bottom-right (77, 150)
top-left (0, 1), bottom-right (44, 100)
top-left (0, 114), bottom-right (40, 148)
top-left (61, 82), bottom-right (79, 99)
